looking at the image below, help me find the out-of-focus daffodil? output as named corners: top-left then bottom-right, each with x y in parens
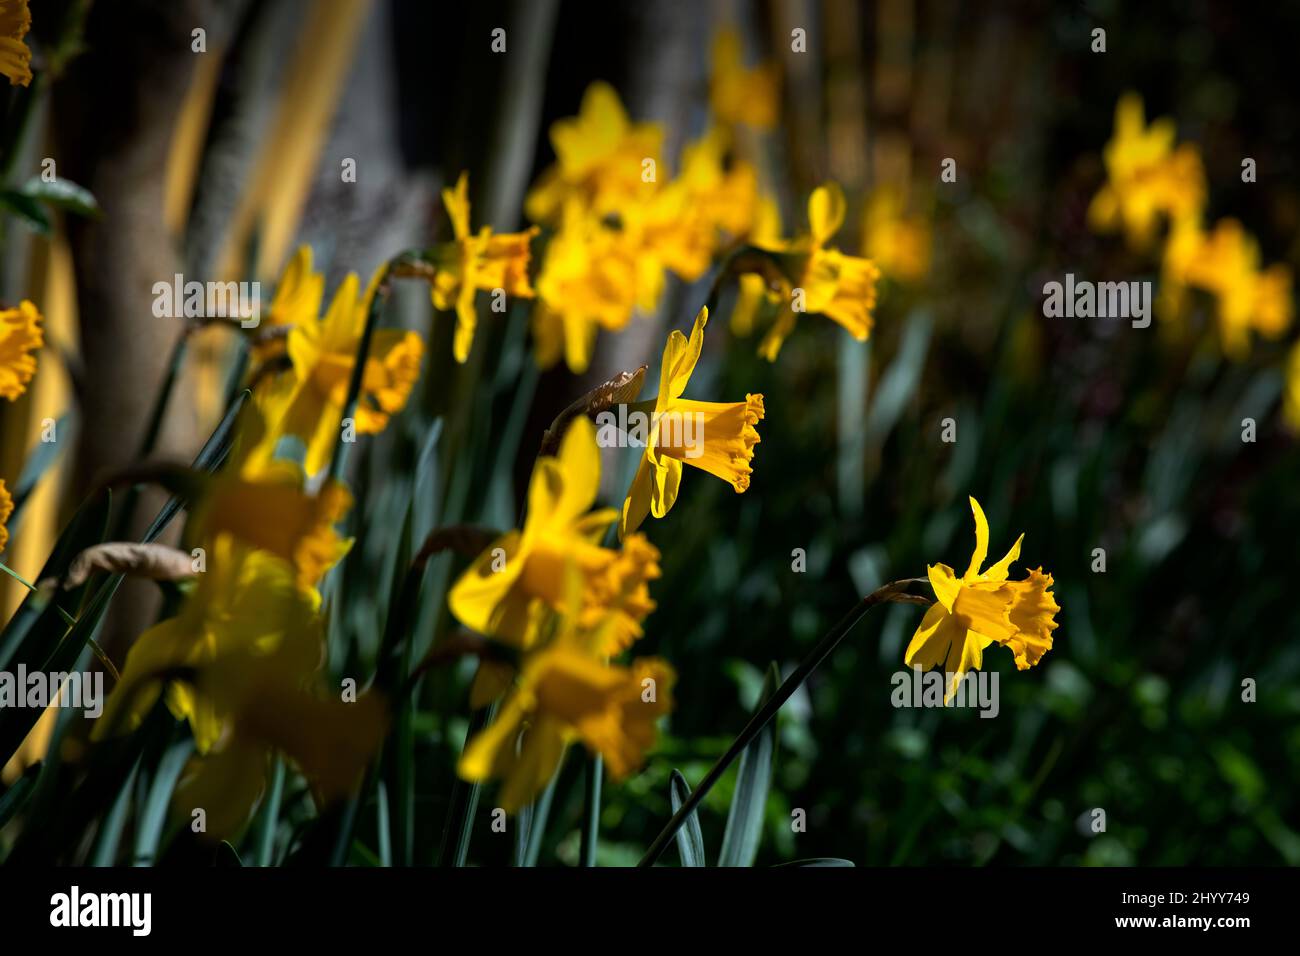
top-left (460, 640), bottom-right (674, 812)
top-left (96, 541), bottom-right (386, 838)
top-left (257, 266), bottom-right (423, 476)
top-left (862, 185), bottom-right (932, 283)
top-left (1163, 218), bottom-right (1293, 357)
top-left (709, 27), bottom-right (778, 131)
top-left (731, 196), bottom-right (782, 337)
top-left (0, 477), bottom-right (12, 555)
top-left (252, 245), bottom-right (324, 364)
top-left (525, 81), bottom-right (663, 225)
top-left (449, 416), bottom-right (660, 651)
top-left (0, 0), bottom-right (32, 87)
top-left (1088, 93), bottom-right (1206, 250)
top-left (532, 202), bottom-right (646, 374)
top-left (1284, 341), bottom-right (1300, 433)
top-left (1, 299), bottom-right (42, 400)
top-left (747, 183), bottom-right (881, 361)
top-left (429, 172), bottom-right (538, 363)
top-left (619, 307), bottom-right (764, 538)
top-left (906, 497), bottom-right (1060, 701)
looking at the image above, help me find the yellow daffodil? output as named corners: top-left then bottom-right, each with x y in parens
top-left (429, 172), bottom-right (538, 363)
top-left (1284, 341), bottom-right (1300, 433)
top-left (709, 27), bottom-right (779, 130)
top-left (460, 644), bottom-right (674, 812)
top-left (1088, 93), bottom-right (1206, 249)
top-left (252, 245), bottom-right (324, 364)
top-left (1163, 218), bottom-right (1293, 357)
top-left (629, 129), bottom-right (758, 285)
top-left (906, 497), bottom-right (1060, 701)
top-left (189, 404), bottom-right (353, 599)
top-left (619, 307), bottom-right (764, 538)
top-left (862, 185), bottom-right (932, 283)
top-left (532, 204), bottom-right (645, 373)
top-left (1, 299), bottom-right (42, 400)
top-left (96, 541), bottom-right (386, 837)
top-left (731, 196), bottom-right (782, 336)
top-left (524, 81), bottom-right (664, 225)
top-left (257, 266), bottom-right (424, 476)
top-left (0, 477), bottom-right (12, 554)
top-left (0, 0), bottom-right (32, 87)
top-left (449, 416), bottom-right (660, 651)
top-left (749, 183), bottom-right (881, 361)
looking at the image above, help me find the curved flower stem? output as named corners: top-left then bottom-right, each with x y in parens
top-left (637, 577), bottom-right (932, 867)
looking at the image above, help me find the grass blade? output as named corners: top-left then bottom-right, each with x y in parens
top-left (718, 663), bottom-right (779, 867)
top-left (669, 769), bottom-right (706, 867)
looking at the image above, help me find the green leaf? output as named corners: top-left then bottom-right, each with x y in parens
top-left (132, 738), bottom-right (194, 866)
top-left (0, 189), bottom-right (51, 235)
top-left (718, 663), bottom-right (779, 867)
top-left (215, 841), bottom-right (243, 867)
top-left (669, 770), bottom-right (706, 867)
top-left (6, 414), bottom-right (71, 526)
top-left (771, 858), bottom-right (856, 867)
top-left (18, 175), bottom-right (101, 218)
top-left (0, 762), bottom-right (41, 831)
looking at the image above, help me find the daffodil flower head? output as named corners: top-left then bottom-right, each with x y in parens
top-left (256, 264), bottom-right (424, 475)
top-left (1, 299), bottom-right (42, 401)
top-left (619, 306), bottom-right (765, 538)
top-left (429, 172), bottom-right (538, 363)
top-left (190, 402), bottom-right (354, 599)
top-left (0, 477), bottom-right (13, 555)
top-left (709, 27), bottom-right (779, 131)
top-left (905, 497), bottom-right (1060, 702)
top-left (524, 81), bottom-right (665, 225)
top-left (754, 183), bottom-right (881, 361)
top-left (458, 641), bottom-right (675, 812)
top-left (94, 540), bottom-right (387, 836)
top-left (449, 416), bottom-right (660, 649)
top-left (1087, 93), bottom-right (1206, 250)
top-left (0, 0), bottom-right (32, 87)
top-left (251, 245), bottom-right (325, 365)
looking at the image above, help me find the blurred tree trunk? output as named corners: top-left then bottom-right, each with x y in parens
top-left (52, 0), bottom-right (246, 652)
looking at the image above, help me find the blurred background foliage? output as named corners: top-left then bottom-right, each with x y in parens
top-left (1, 0), bottom-right (1298, 865)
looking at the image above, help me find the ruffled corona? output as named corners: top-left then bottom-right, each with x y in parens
top-left (0, 299), bottom-right (42, 401)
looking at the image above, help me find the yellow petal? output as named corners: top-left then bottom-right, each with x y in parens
top-left (808, 182), bottom-right (846, 245)
top-left (659, 306), bottom-right (708, 401)
top-left (964, 496), bottom-right (990, 579)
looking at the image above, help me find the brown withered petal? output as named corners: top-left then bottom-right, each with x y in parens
top-left (56, 542), bottom-right (198, 590)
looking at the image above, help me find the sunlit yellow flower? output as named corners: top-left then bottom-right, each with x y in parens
top-left (0, 0), bottom-right (32, 87)
top-left (1087, 93), bottom-right (1206, 250)
top-left (748, 183), bottom-right (881, 360)
top-left (1, 299), bottom-right (42, 400)
top-left (619, 307), bottom-right (764, 538)
top-left (731, 196), bottom-right (782, 337)
top-left (449, 416), bottom-right (660, 651)
top-left (1162, 218), bottom-right (1293, 357)
top-left (532, 201), bottom-right (647, 374)
top-left (709, 27), bottom-right (778, 130)
top-left (524, 81), bottom-right (663, 225)
top-left (628, 129), bottom-right (758, 284)
top-left (96, 541), bottom-right (386, 837)
top-left (252, 245), bottom-right (324, 364)
top-left (0, 477), bottom-right (12, 554)
top-left (459, 645), bottom-right (674, 812)
top-left (429, 172), bottom-right (538, 363)
top-left (862, 185), bottom-right (932, 283)
top-left (257, 266), bottom-right (424, 475)
top-left (905, 497), bottom-right (1060, 701)
top-left (1284, 341), bottom-right (1300, 433)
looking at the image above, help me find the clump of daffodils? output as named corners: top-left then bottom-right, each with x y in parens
top-left (449, 417), bottom-right (674, 811)
top-left (906, 497), bottom-right (1060, 701)
top-left (1089, 92), bottom-right (1293, 360)
top-left (525, 81), bottom-right (762, 373)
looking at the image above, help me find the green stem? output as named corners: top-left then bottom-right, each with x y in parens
top-left (579, 753), bottom-right (603, 867)
top-left (637, 578), bottom-right (930, 867)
